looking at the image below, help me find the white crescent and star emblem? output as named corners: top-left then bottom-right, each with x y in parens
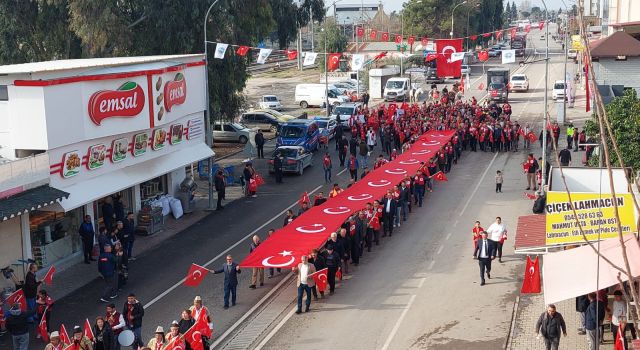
top-left (441, 45), bottom-right (457, 63)
top-left (529, 266), bottom-right (535, 275)
top-left (191, 270), bottom-right (202, 279)
top-left (412, 150), bottom-right (432, 155)
top-left (331, 56), bottom-right (339, 64)
top-left (262, 250), bottom-right (296, 267)
top-left (367, 180), bottom-right (392, 187)
top-left (399, 159), bottom-right (420, 165)
top-left (385, 168), bottom-right (407, 175)
top-left (295, 224), bottom-right (327, 234)
top-left (347, 194), bottom-right (373, 201)
top-left (422, 141), bottom-right (440, 146)
top-left (323, 206), bottom-right (351, 215)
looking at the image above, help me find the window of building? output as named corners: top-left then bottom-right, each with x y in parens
top-left (0, 86), bottom-right (8, 101)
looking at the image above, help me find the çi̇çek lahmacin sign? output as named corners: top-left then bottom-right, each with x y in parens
top-left (545, 192), bottom-right (637, 245)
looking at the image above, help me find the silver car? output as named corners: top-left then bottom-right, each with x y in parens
top-left (213, 123), bottom-right (251, 144)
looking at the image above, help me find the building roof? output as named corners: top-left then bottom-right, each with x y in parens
top-left (0, 54), bottom-right (204, 75)
top-left (514, 214), bottom-right (546, 251)
top-left (0, 185), bottom-right (69, 221)
top-left (590, 31), bottom-right (640, 58)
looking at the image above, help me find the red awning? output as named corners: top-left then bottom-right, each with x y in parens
top-left (239, 130), bottom-right (455, 268)
top-left (514, 214), bottom-right (546, 254)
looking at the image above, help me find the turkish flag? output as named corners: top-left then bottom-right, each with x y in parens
top-left (510, 27), bottom-right (517, 38)
top-left (408, 36), bottom-right (415, 46)
top-left (183, 263), bottom-right (209, 287)
top-left (83, 318), bottom-right (95, 341)
top-left (478, 82), bottom-right (485, 90)
top-left (478, 50), bottom-right (489, 62)
top-left (310, 268), bottom-right (328, 292)
top-left (539, 21), bottom-right (545, 30)
top-left (524, 192), bottom-right (536, 200)
top-left (356, 27), bottom-right (364, 37)
top-left (327, 53), bottom-right (341, 71)
top-left (518, 128), bottom-right (526, 136)
top-left (381, 32), bottom-right (389, 41)
top-left (520, 256), bottom-right (541, 293)
top-left (394, 34), bottom-right (402, 44)
top-left (164, 337), bottom-right (185, 350)
top-left (38, 307), bottom-right (50, 343)
top-left (236, 46), bottom-right (250, 56)
top-left (194, 315), bottom-right (212, 338)
top-left (526, 131), bottom-right (538, 143)
top-left (286, 50), bottom-right (298, 60)
top-left (336, 267), bottom-right (343, 281)
top-left (435, 39), bottom-right (463, 78)
top-left (615, 325), bottom-right (627, 350)
top-left (59, 324), bottom-right (71, 345)
top-left (183, 324), bottom-right (204, 350)
top-left (421, 37), bottom-right (428, 47)
top-left (298, 191), bottom-right (310, 206)
top-left (459, 76), bottom-right (465, 93)
top-left (470, 35), bottom-right (477, 41)
top-left (425, 53), bottom-right (437, 62)
top-left (43, 265), bottom-right (56, 285)
top-left (6, 289), bottom-right (26, 311)
top-left (496, 30), bottom-right (503, 40)
top-left (525, 24), bottom-right (531, 33)
top-left (433, 171), bottom-right (448, 182)
top-left (370, 29), bottom-right (377, 40)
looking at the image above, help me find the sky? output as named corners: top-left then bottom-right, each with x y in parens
top-left (383, 0), bottom-right (570, 13)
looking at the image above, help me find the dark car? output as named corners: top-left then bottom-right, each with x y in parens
top-left (268, 146), bottom-right (313, 175)
top-left (488, 46), bottom-right (502, 57)
top-left (240, 111), bottom-right (285, 133)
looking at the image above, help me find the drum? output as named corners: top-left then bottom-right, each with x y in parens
top-left (118, 330), bottom-right (135, 346)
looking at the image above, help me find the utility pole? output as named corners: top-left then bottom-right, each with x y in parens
top-left (541, 0), bottom-right (549, 192)
top-left (203, 0), bottom-right (220, 211)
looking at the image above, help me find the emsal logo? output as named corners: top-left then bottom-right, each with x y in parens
top-left (163, 73), bottom-right (187, 112)
top-left (88, 82), bottom-right (145, 125)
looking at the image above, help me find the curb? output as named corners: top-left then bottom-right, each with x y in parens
top-left (505, 295), bottom-right (521, 350)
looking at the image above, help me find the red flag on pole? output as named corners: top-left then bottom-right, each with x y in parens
top-left (43, 265), bottom-right (56, 285)
top-left (435, 39), bottom-right (463, 78)
top-left (6, 289), bottom-right (26, 311)
top-left (183, 263), bottom-right (209, 287)
top-left (425, 53), bottom-right (437, 62)
top-left (84, 318), bottom-right (95, 341)
top-left (38, 306), bottom-right (50, 342)
top-left (59, 324), bottom-right (71, 345)
top-left (433, 171), bottom-right (448, 182)
top-left (615, 324), bottom-right (627, 350)
top-left (526, 131), bottom-right (538, 143)
top-left (394, 34), bottom-right (403, 44)
top-left (459, 76), bottom-right (465, 94)
top-left (421, 37), bottom-right (428, 47)
top-left (518, 128), bottom-right (526, 136)
top-left (298, 191), bottom-right (310, 206)
top-left (194, 314), bottom-right (212, 338)
top-left (524, 192), bottom-right (536, 200)
top-left (327, 53), bottom-right (341, 71)
top-left (496, 30), bottom-right (503, 40)
top-left (478, 82), bottom-right (485, 91)
top-left (183, 323), bottom-right (205, 350)
top-left (407, 36), bottom-right (415, 46)
top-left (356, 27), bottom-right (364, 37)
top-left (539, 21), bottom-right (545, 30)
top-left (510, 27), bottom-right (517, 38)
top-left (164, 336), bottom-right (185, 350)
top-left (381, 32), bottom-right (389, 41)
top-left (470, 35), bottom-right (478, 41)
top-left (236, 46), bottom-right (250, 56)
top-left (482, 33), bottom-right (492, 38)
top-left (336, 267), bottom-right (343, 281)
top-left (478, 50), bottom-right (489, 62)
top-left (286, 50), bottom-right (298, 60)
top-left (525, 24), bottom-right (531, 33)
top-left (310, 268), bottom-right (328, 292)
top-left (520, 256), bottom-right (541, 293)
top-left (370, 29), bottom-right (378, 40)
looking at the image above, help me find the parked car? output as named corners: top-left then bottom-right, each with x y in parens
top-left (258, 95), bottom-right (283, 111)
top-left (276, 119), bottom-right (320, 152)
top-left (212, 123), bottom-right (251, 143)
top-left (488, 46), bottom-right (501, 57)
top-left (295, 84), bottom-right (350, 108)
top-left (567, 49), bottom-right (578, 59)
top-left (330, 102), bottom-right (362, 129)
top-left (313, 116), bottom-right (338, 141)
top-left (552, 80), bottom-right (567, 100)
top-left (509, 74), bottom-right (529, 92)
top-left (540, 34), bottom-right (546, 40)
top-left (268, 145), bottom-right (313, 175)
top-left (461, 65), bottom-right (471, 76)
top-left (239, 109), bottom-right (295, 133)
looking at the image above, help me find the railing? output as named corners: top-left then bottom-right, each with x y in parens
top-left (0, 153), bottom-right (50, 193)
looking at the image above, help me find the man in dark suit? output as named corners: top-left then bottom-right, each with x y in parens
top-left (476, 231), bottom-right (496, 286)
top-left (381, 192), bottom-right (397, 237)
top-left (213, 255), bottom-right (242, 309)
top-left (399, 182), bottom-right (410, 222)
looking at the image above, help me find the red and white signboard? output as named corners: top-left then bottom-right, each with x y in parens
top-left (88, 81), bottom-right (145, 126)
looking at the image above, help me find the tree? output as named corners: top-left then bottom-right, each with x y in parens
top-left (584, 90), bottom-right (640, 169)
top-left (504, 2), bottom-right (511, 23)
top-left (511, 1), bottom-right (517, 20)
top-left (269, 0), bottom-right (324, 50)
top-left (319, 18), bottom-right (347, 72)
top-left (521, 11), bottom-right (530, 18)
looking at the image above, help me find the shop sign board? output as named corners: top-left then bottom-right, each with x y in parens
top-left (545, 191), bottom-right (637, 245)
top-left (88, 81), bottom-right (145, 125)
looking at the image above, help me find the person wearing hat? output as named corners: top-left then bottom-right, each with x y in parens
top-left (45, 331), bottom-right (63, 350)
top-left (146, 327), bottom-right (164, 350)
top-left (68, 325), bottom-right (93, 350)
top-left (164, 321), bottom-right (184, 349)
top-left (93, 316), bottom-right (114, 350)
top-left (6, 303), bottom-right (34, 350)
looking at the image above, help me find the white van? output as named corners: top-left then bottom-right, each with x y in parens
top-left (295, 84), bottom-right (350, 109)
top-left (383, 77), bottom-right (411, 102)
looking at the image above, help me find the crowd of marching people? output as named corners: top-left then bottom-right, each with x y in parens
top-left (2, 83), bottom-right (545, 350)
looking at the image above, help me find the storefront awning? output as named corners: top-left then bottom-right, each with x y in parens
top-left (0, 185), bottom-right (70, 221)
top-left (54, 143), bottom-right (214, 212)
top-left (543, 236), bottom-right (640, 306)
top-left (514, 214), bottom-right (547, 254)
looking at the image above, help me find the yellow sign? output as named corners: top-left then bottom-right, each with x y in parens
top-left (545, 192), bottom-right (637, 245)
top-left (571, 35), bottom-right (584, 51)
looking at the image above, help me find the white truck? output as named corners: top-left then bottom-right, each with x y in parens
top-left (383, 77), bottom-right (411, 102)
top-left (295, 84), bottom-right (350, 109)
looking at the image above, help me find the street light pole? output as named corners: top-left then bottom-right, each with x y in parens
top-left (450, 1), bottom-right (467, 39)
top-left (324, 0), bottom-right (343, 119)
top-left (203, 0), bottom-right (220, 210)
top-left (540, 0), bottom-right (550, 192)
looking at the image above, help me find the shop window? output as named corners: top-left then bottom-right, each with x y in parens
top-left (0, 85), bottom-right (8, 101)
top-left (94, 190), bottom-right (134, 231)
top-left (30, 208), bottom-right (84, 267)
top-left (140, 175), bottom-right (168, 202)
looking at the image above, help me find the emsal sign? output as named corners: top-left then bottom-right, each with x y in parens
top-left (88, 81), bottom-right (145, 125)
top-left (163, 73), bottom-right (187, 112)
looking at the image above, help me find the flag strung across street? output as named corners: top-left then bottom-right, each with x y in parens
top-left (303, 52), bottom-right (318, 66)
top-left (256, 49), bottom-right (272, 64)
top-left (214, 43), bottom-right (228, 59)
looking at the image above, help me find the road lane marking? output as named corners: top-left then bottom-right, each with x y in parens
top-left (436, 245), bottom-right (444, 255)
top-left (459, 152), bottom-right (499, 217)
top-left (428, 260), bottom-right (435, 270)
top-left (338, 167), bottom-right (348, 175)
top-left (417, 278), bottom-right (426, 288)
top-left (254, 306), bottom-right (298, 350)
top-left (380, 294), bottom-right (417, 350)
top-left (144, 184), bottom-right (323, 309)
top-left (445, 232), bottom-right (452, 240)
top-left (453, 219), bottom-right (459, 227)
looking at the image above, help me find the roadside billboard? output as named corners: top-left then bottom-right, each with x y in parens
top-left (545, 191), bottom-right (637, 245)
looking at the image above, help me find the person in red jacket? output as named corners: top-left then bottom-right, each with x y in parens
top-left (472, 221), bottom-right (484, 259)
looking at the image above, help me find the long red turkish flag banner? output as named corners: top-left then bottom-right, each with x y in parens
top-left (239, 130), bottom-right (455, 268)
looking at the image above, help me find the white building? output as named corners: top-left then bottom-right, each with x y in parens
top-left (607, 0), bottom-right (640, 36)
top-left (0, 55), bottom-right (214, 271)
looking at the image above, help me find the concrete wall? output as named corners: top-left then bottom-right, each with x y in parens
top-left (593, 57), bottom-right (640, 89)
top-left (0, 217), bottom-right (24, 289)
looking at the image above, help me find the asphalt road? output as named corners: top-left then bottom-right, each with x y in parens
top-left (22, 26), bottom-right (574, 350)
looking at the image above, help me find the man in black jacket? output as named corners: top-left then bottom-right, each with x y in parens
top-left (349, 137), bottom-right (358, 157)
top-left (6, 303), bottom-right (34, 350)
top-left (338, 229), bottom-right (351, 274)
top-left (122, 212), bottom-right (136, 260)
top-left (476, 232), bottom-right (496, 286)
top-left (382, 192), bottom-right (397, 237)
top-left (334, 120), bottom-right (343, 150)
top-left (79, 215), bottom-right (96, 264)
top-left (254, 130), bottom-right (265, 158)
top-left (122, 294), bottom-right (144, 350)
top-left (399, 182), bottom-right (410, 222)
top-left (535, 304), bottom-right (567, 350)
top-left (324, 245), bottom-right (340, 295)
top-left (23, 263), bottom-right (41, 322)
top-left (338, 136), bottom-right (348, 167)
top-left (213, 255), bottom-right (242, 309)
top-left (214, 169), bottom-right (226, 210)
top-left (559, 147), bottom-right (571, 166)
